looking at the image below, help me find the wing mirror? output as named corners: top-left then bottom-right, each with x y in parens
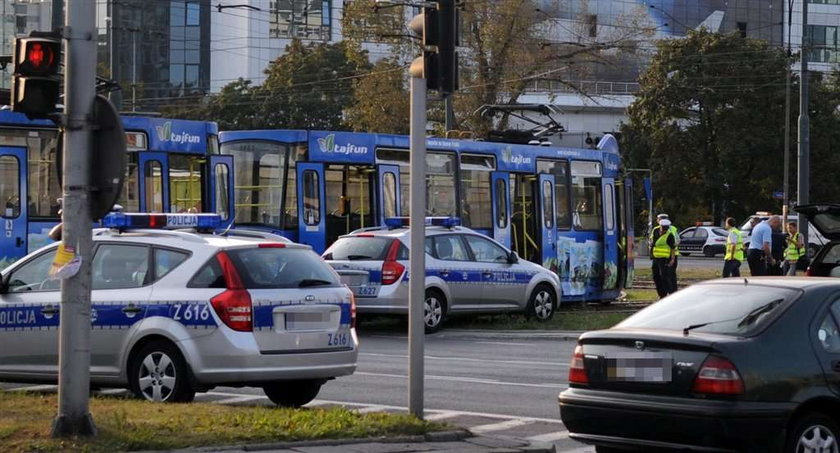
top-left (0, 273), bottom-right (8, 294)
top-left (507, 251), bottom-right (519, 264)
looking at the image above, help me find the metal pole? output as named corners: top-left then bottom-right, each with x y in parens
top-left (782, 0), bottom-right (792, 223)
top-left (444, 94), bottom-right (454, 132)
top-left (797, 0), bottom-right (809, 246)
top-left (51, 0), bottom-right (97, 437)
top-left (408, 75), bottom-right (426, 419)
top-left (131, 29), bottom-right (137, 112)
top-left (51, 0), bottom-right (63, 32)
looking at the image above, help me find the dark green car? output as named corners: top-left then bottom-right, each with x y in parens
top-left (560, 278), bottom-right (840, 452)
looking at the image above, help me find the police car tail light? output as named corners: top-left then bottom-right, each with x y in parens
top-left (210, 251), bottom-right (253, 332)
top-left (691, 355), bottom-right (744, 396)
top-left (381, 240), bottom-right (404, 285)
top-left (568, 344), bottom-right (589, 384)
top-left (350, 293), bottom-right (357, 328)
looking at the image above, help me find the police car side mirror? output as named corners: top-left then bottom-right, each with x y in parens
top-left (508, 251), bottom-right (519, 264)
top-left (0, 274), bottom-right (8, 294)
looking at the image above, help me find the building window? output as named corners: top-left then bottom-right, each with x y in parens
top-left (269, 0), bottom-right (331, 40)
top-left (737, 22), bottom-right (747, 38)
top-left (809, 25), bottom-right (840, 63)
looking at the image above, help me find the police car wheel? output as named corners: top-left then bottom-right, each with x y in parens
top-left (526, 285), bottom-right (555, 321)
top-left (129, 341), bottom-right (195, 403)
top-left (424, 290), bottom-right (447, 334)
top-left (263, 380), bottom-right (323, 407)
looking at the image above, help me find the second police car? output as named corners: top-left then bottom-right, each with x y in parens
top-left (0, 213), bottom-right (357, 406)
top-left (322, 218), bottom-right (562, 333)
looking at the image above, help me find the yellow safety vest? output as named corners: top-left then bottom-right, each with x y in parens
top-left (669, 225), bottom-right (680, 245)
top-left (725, 227), bottom-right (744, 262)
top-left (651, 227), bottom-right (674, 258)
top-left (785, 232), bottom-right (803, 261)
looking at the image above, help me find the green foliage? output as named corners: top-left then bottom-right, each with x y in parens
top-left (345, 58), bottom-right (410, 134)
top-left (622, 30), bottom-right (810, 227)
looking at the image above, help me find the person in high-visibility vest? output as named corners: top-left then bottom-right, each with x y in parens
top-left (783, 221), bottom-right (805, 276)
top-left (722, 217), bottom-right (744, 278)
top-left (650, 216), bottom-right (677, 298)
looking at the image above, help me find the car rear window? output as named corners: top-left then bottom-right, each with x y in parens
top-left (712, 228), bottom-right (729, 237)
top-left (617, 283), bottom-right (801, 336)
top-left (323, 237), bottom-right (392, 261)
top-left (228, 248), bottom-right (340, 289)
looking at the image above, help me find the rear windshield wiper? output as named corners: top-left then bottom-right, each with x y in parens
top-left (297, 279), bottom-right (333, 287)
top-left (683, 322), bottom-right (714, 336)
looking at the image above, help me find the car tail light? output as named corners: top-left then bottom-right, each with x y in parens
top-left (692, 355), bottom-right (744, 395)
top-left (210, 251), bottom-right (253, 332)
top-left (568, 344), bottom-right (589, 384)
top-left (350, 293), bottom-right (357, 328)
top-left (805, 267), bottom-right (813, 276)
top-left (381, 240), bottom-right (405, 285)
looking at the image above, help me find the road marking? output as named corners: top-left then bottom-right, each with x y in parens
top-left (98, 388), bottom-right (128, 396)
top-left (469, 418), bottom-right (531, 434)
top-left (212, 395), bottom-right (265, 405)
top-left (473, 341), bottom-right (535, 347)
top-left (560, 447), bottom-right (594, 453)
top-left (360, 352), bottom-right (564, 368)
top-left (355, 405), bottom-right (389, 414)
top-left (424, 411), bottom-right (461, 421)
top-left (527, 431), bottom-right (570, 442)
top-left (354, 370), bottom-right (566, 389)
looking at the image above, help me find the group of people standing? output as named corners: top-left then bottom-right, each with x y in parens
top-left (649, 213), bottom-right (808, 299)
top-left (725, 215), bottom-right (806, 277)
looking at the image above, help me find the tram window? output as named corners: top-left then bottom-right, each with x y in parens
top-left (605, 183), bottom-right (614, 230)
top-left (542, 180), bottom-right (554, 228)
top-left (208, 134), bottom-right (220, 155)
top-left (383, 172), bottom-right (397, 218)
top-left (214, 163), bottom-right (230, 221)
top-left (459, 154), bottom-right (494, 229)
top-left (228, 141), bottom-right (285, 227)
top-left (494, 178), bottom-right (507, 229)
top-left (169, 154), bottom-right (204, 213)
top-left (303, 170), bottom-right (320, 225)
top-left (536, 159), bottom-right (571, 229)
top-left (0, 155), bottom-right (20, 218)
top-left (572, 177), bottom-right (603, 231)
top-left (0, 129), bottom-right (62, 218)
top-left (285, 144), bottom-right (305, 228)
top-left (144, 161), bottom-right (164, 212)
top-left (426, 153), bottom-right (457, 217)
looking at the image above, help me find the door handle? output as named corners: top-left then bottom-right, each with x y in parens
top-left (121, 305), bottom-right (142, 314)
top-left (41, 306), bottom-right (58, 315)
top-left (439, 270), bottom-right (450, 278)
top-left (482, 272), bottom-right (493, 278)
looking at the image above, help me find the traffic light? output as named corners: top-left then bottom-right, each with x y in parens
top-left (409, 0), bottom-right (458, 94)
top-left (12, 33), bottom-right (62, 117)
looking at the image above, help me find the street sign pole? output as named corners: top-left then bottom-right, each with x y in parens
top-left (51, 0), bottom-right (97, 437)
top-left (797, 0), bottom-right (810, 246)
top-left (408, 71), bottom-right (427, 419)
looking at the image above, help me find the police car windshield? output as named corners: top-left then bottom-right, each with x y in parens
top-left (227, 248), bottom-right (339, 289)
top-left (323, 237), bottom-right (392, 261)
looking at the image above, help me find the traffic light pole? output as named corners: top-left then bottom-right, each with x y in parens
top-left (52, 0), bottom-right (97, 437)
top-left (407, 74), bottom-right (427, 419)
top-left (797, 0), bottom-right (809, 246)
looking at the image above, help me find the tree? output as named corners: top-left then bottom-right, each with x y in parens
top-left (621, 30), bottom-right (792, 226)
top-left (344, 58), bottom-right (410, 134)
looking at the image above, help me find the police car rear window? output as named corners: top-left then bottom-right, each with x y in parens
top-left (323, 237), bottom-right (392, 261)
top-left (228, 248), bottom-right (340, 289)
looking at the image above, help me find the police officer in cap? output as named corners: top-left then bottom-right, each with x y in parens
top-left (658, 213), bottom-right (679, 270)
top-left (650, 214), bottom-right (677, 298)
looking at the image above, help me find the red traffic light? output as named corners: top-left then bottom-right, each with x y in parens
top-left (14, 36), bottom-right (61, 76)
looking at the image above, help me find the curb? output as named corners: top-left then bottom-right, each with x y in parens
top-left (146, 429), bottom-right (473, 453)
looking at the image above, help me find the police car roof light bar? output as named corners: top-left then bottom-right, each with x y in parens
top-left (103, 212), bottom-right (222, 231)
top-left (384, 217), bottom-right (461, 229)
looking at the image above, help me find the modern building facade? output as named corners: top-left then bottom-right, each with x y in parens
top-left (788, 0), bottom-right (840, 74)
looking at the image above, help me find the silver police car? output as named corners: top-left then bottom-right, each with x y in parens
top-left (322, 218), bottom-right (561, 332)
top-left (0, 213), bottom-right (357, 406)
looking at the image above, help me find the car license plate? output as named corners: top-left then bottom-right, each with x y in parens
top-left (339, 273), bottom-right (369, 286)
top-left (355, 285), bottom-right (377, 297)
top-left (285, 312), bottom-right (329, 331)
top-left (605, 352), bottom-right (673, 383)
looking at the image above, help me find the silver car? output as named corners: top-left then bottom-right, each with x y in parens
top-left (322, 219), bottom-right (561, 332)
top-left (0, 213), bottom-right (357, 406)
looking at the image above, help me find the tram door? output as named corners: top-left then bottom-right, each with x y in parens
top-left (619, 178), bottom-right (635, 289)
top-left (377, 165), bottom-right (400, 224)
top-left (0, 147), bottom-right (28, 264)
top-left (538, 174), bottom-right (558, 270)
top-left (490, 172), bottom-right (510, 248)
top-left (297, 163), bottom-right (326, 253)
top-left (601, 178), bottom-right (618, 290)
top-left (138, 152), bottom-right (169, 213)
top-left (510, 175), bottom-right (538, 264)
top-left (207, 155), bottom-right (234, 229)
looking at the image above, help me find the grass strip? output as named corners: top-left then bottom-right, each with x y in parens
top-left (0, 391), bottom-right (443, 452)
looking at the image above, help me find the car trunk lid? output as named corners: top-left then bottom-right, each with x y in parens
top-left (795, 204), bottom-right (840, 240)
